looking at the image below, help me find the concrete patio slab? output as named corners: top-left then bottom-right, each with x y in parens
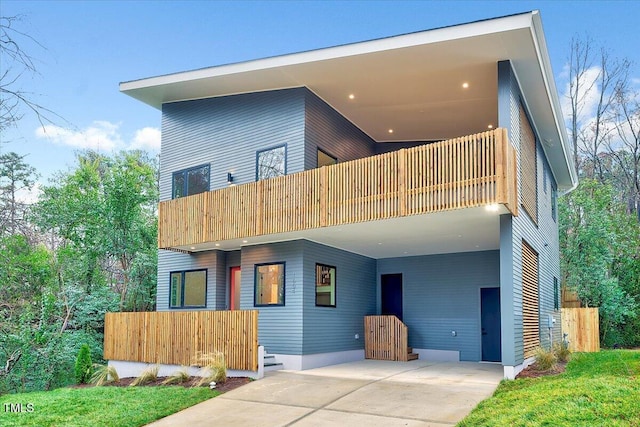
top-left (145, 359), bottom-right (503, 427)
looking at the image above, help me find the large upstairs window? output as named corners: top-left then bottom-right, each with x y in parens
top-left (256, 145), bottom-right (286, 180)
top-left (172, 164), bottom-right (210, 199)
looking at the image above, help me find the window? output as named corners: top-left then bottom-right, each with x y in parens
top-left (172, 164), bottom-right (210, 199)
top-left (256, 145), bottom-right (286, 180)
top-left (554, 277), bottom-right (559, 310)
top-left (316, 264), bottom-right (336, 307)
top-left (254, 262), bottom-right (285, 306)
top-left (170, 269), bottom-right (207, 308)
top-left (317, 148), bottom-right (337, 168)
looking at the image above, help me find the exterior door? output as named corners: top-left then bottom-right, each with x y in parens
top-left (481, 287), bottom-right (502, 362)
top-left (381, 274), bottom-right (403, 321)
top-left (230, 267), bottom-right (241, 310)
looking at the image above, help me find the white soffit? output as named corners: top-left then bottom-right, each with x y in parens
top-left (121, 11), bottom-right (576, 188)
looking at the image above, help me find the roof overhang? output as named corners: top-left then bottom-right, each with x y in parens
top-left (121, 11), bottom-right (577, 190)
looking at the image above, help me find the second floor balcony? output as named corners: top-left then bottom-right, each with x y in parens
top-left (158, 128), bottom-right (517, 251)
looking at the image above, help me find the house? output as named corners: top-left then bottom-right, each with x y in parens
top-left (114, 10), bottom-right (577, 380)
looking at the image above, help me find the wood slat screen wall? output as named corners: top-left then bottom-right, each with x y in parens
top-left (520, 106), bottom-right (538, 225)
top-left (103, 310), bottom-right (259, 371)
top-left (158, 129), bottom-right (518, 249)
top-left (364, 315), bottom-right (408, 362)
top-left (522, 240), bottom-right (540, 358)
top-left (561, 308), bottom-right (600, 352)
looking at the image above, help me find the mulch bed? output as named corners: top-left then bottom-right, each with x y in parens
top-left (516, 361), bottom-right (568, 379)
top-left (70, 376), bottom-right (251, 393)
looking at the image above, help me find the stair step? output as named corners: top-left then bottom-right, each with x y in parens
top-left (407, 352), bottom-right (419, 361)
top-left (264, 362), bottom-right (284, 372)
top-left (407, 347), bottom-right (413, 353)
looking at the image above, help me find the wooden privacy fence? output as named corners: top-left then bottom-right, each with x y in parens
top-left (104, 310), bottom-right (259, 371)
top-left (364, 315), bottom-right (409, 361)
top-left (158, 128), bottom-right (518, 249)
top-left (561, 308), bottom-right (600, 352)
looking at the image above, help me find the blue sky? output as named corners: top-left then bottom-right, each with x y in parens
top-left (2, 0), bottom-right (639, 195)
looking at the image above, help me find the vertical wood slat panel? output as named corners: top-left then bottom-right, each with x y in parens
top-left (364, 315), bottom-right (409, 361)
top-left (522, 241), bottom-right (540, 358)
top-left (104, 310), bottom-right (259, 371)
top-left (158, 129), bottom-right (518, 249)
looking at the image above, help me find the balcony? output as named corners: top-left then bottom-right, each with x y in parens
top-left (158, 128), bottom-right (517, 250)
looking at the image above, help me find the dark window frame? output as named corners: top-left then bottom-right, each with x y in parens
top-left (172, 164), bottom-right (211, 199)
top-left (317, 147), bottom-right (337, 168)
top-left (315, 263), bottom-right (337, 308)
top-left (256, 144), bottom-right (287, 181)
top-left (169, 268), bottom-right (207, 309)
top-left (254, 262), bottom-right (286, 307)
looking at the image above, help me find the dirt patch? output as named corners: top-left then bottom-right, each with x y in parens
top-left (516, 361), bottom-right (568, 379)
top-left (70, 376), bottom-right (251, 393)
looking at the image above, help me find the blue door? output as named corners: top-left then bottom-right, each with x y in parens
top-left (381, 274), bottom-right (403, 321)
top-left (481, 287), bottom-right (502, 362)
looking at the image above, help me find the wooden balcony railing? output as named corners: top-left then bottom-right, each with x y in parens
top-left (103, 310), bottom-right (259, 371)
top-left (158, 128), bottom-right (517, 249)
top-left (364, 315), bottom-right (409, 361)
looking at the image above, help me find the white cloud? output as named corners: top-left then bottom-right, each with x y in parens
top-left (35, 121), bottom-right (123, 151)
top-left (129, 127), bottom-right (161, 151)
top-left (35, 121), bottom-right (160, 152)
top-left (16, 182), bottom-right (42, 204)
top-left (560, 65), bottom-right (602, 129)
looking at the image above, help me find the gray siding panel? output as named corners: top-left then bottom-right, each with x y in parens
top-left (377, 251), bottom-right (500, 362)
top-left (160, 88), bottom-right (306, 201)
top-left (156, 249), bottom-right (222, 311)
top-left (302, 240), bottom-right (377, 354)
top-left (240, 241), bottom-right (305, 354)
top-left (498, 60), bottom-right (561, 364)
top-left (304, 91), bottom-right (375, 169)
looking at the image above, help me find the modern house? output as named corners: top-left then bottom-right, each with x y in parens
top-left (112, 10), bottom-right (577, 379)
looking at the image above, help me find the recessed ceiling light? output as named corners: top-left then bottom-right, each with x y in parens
top-left (215, 243), bottom-right (220, 247)
top-left (348, 94), bottom-right (355, 100)
top-left (462, 82), bottom-right (469, 89)
top-left (377, 242), bottom-right (382, 245)
top-left (190, 246), bottom-right (196, 250)
top-left (242, 240), bottom-right (248, 243)
top-left (388, 129), bottom-right (394, 134)
top-left (485, 204), bottom-right (500, 212)
top-left (487, 124), bottom-right (494, 129)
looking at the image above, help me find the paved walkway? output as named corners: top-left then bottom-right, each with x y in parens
top-left (147, 359), bottom-right (503, 427)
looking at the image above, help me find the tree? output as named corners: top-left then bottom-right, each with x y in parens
top-left (0, 15), bottom-right (59, 133)
top-left (34, 150), bottom-right (158, 311)
top-left (0, 152), bottom-right (38, 237)
top-left (559, 179), bottom-right (637, 346)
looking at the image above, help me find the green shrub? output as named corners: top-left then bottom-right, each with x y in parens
top-left (130, 365), bottom-right (159, 386)
top-left (533, 346), bottom-right (557, 371)
top-left (90, 364), bottom-right (119, 386)
top-left (75, 344), bottom-right (93, 384)
top-left (193, 352), bottom-right (227, 387)
top-left (553, 341), bottom-right (571, 363)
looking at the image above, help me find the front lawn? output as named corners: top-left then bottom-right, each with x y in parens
top-left (0, 386), bottom-right (217, 427)
top-left (459, 350), bottom-right (640, 426)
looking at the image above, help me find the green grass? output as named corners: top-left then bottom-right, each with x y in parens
top-left (0, 386), bottom-right (217, 427)
top-left (458, 350), bottom-right (640, 427)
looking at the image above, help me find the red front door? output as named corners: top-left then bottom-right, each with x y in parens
top-left (230, 266), bottom-right (241, 310)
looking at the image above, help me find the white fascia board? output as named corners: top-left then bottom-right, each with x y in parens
top-left (530, 11), bottom-right (579, 189)
top-left (120, 12), bottom-right (535, 94)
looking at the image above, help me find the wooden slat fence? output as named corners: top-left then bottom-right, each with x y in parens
top-left (104, 310), bottom-right (259, 371)
top-left (158, 128), bottom-right (518, 249)
top-left (561, 308), bottom-right (600, 352)
top-left (364, 315), bottom-right (408, 362)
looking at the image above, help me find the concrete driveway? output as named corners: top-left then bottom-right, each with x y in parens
top-left (147, 359), bottom-right (503, 427)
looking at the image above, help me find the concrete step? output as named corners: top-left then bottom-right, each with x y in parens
top-left (407, 352), bottom-right (419, 361)
top-left (263, 352), bottom-right (284, 372)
